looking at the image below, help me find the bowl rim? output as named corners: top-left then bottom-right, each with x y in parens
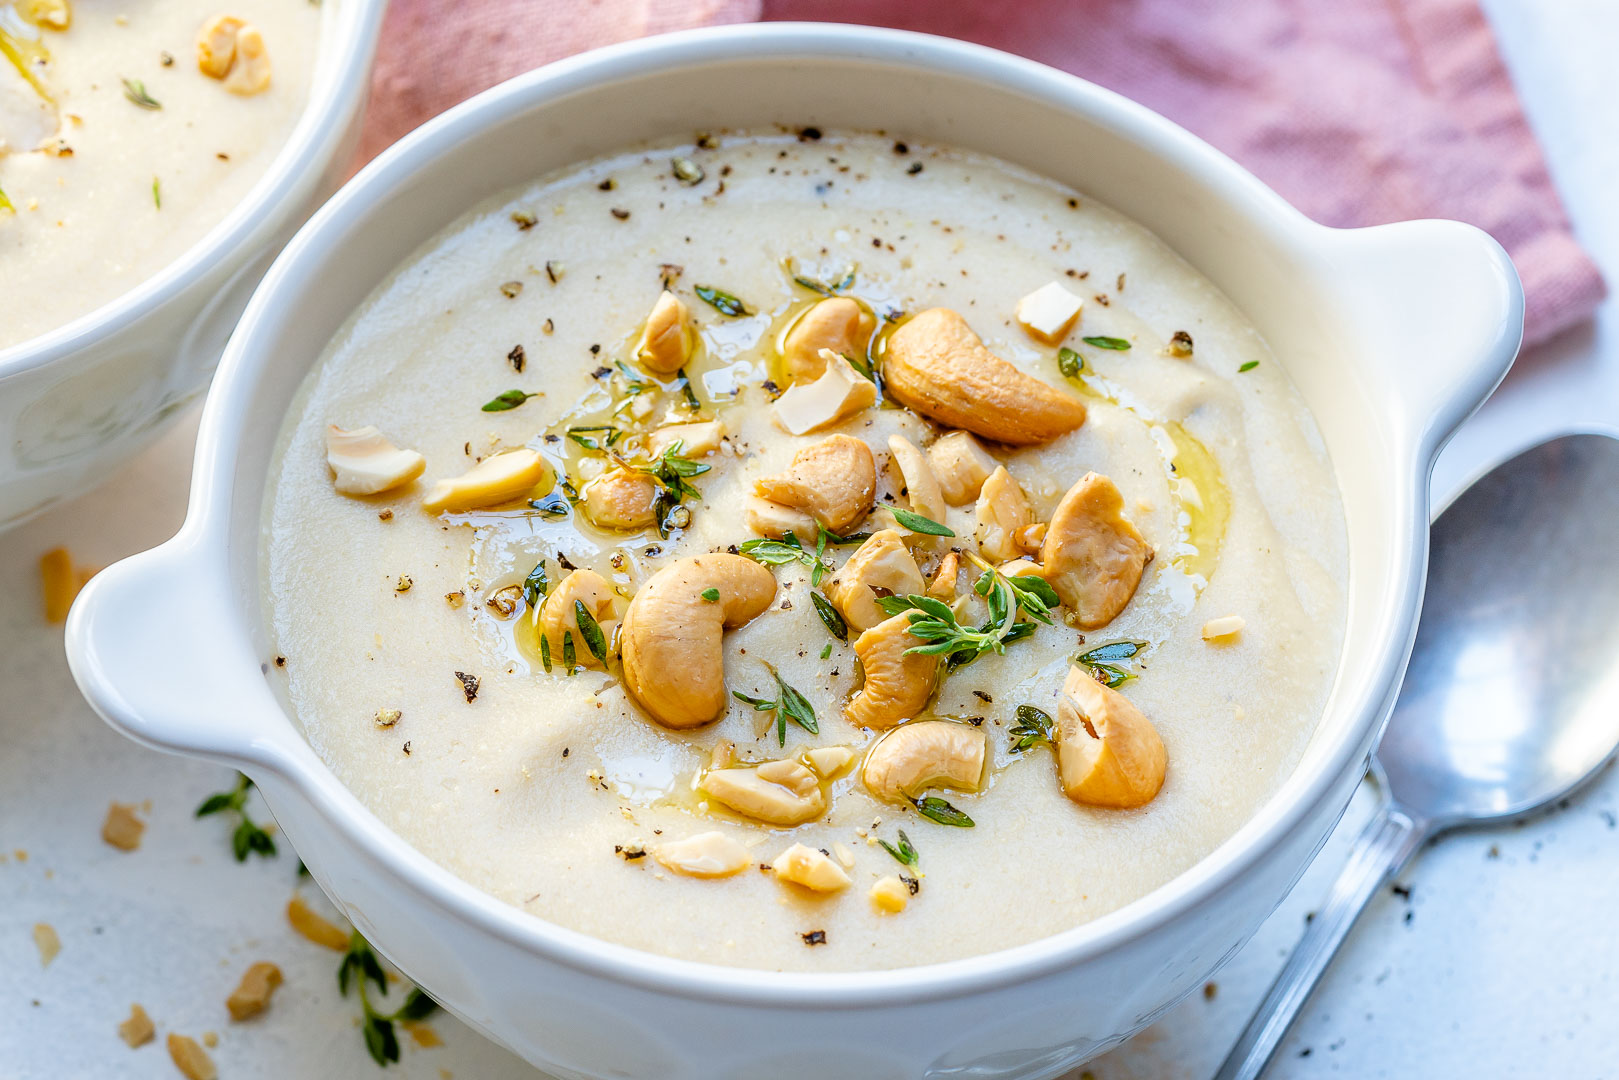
top-left (109, 22), bottom-right (1463, 1006)
top-left (0, 0), bottom-right (390, 378)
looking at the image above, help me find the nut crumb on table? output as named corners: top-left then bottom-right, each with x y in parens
top-left (167, 1032), bottom-right (217, 1080)
top-left (117, 1003), bottom-right (156, 1048)
top-left (32, 922), bottom-right (60, 967)
top-left (101, 801), bottom-right (146, 851)
top-left (226, 960), bottom-right (284, 1020)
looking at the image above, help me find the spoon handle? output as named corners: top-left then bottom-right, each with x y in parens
top-left (1212, 805), bottom-right (1426, 1080)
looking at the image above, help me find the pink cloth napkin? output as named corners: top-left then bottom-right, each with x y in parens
top-left (357, 0), bottom-right (1604, 347)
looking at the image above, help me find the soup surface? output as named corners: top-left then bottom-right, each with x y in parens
top-left (263, 131), bottom-right (1347, 972)
top-left (0, 0), bottom-right (321, 350)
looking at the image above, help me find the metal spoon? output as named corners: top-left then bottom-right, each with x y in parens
top-left (1215, 432), bottom-right (1619, 1080)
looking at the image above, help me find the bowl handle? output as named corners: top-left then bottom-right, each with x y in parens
top-left (65, 533), bottom-right (268, 765)
top-left (1322, 219), bottom-right (1524, 454)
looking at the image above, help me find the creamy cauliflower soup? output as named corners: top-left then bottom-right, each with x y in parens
top-left (264, 131), bottom-right (1347, 972)
top-left (0, 0), bottom-right (321, 349)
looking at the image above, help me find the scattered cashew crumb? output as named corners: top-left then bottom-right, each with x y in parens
top-left (101, 801), bottom-right (146, 851)
top-left (33, 922), bottom-right (60, 966)
top-left (374, 708), bottom-right (402, 728)
top-left (167, 1032), bottom-right (217, 1080)
top-left (871, 875), bottom-right (911, 912)
top-left (226, 961), bottom-right (283, 1020)
top-left (40, 547), bottom-right (95, 623)
top-left (1201, 615), bottom-right (1245, 641)
top-left (118, 1003), bottom-right (155, 1048)
top-left (286, 895), bottom-right (349, 951)
top-left (406, 1023), bottom-right (443, 1048)
top-left (832, 842), bottom-right (856, 868)
top-left (202, 1032), bottom-right (218, 1048)
top-left (771, 843), bottom-right (850, 892)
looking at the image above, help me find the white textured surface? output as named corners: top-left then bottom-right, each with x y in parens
top-left (2, 2), bottom-right (1615, 1075)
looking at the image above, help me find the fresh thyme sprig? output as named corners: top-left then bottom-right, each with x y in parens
top-left (968, 553), bottom-right (1061, 628)
top-left (877, 556), bottom-right (1055, 669)
top-left (1077, 640), bottom-right (1146, 688)
top-left (195, 773), bottom-right (277, 862)
top-left (738, 525), bottom-right (865, 587)
top-left (878, 829), bottom-right (919, 867)
top-left (732, 669), bottom-right (819, 746)
top-left (635, 439), bottom-right (710, 537)
top-left (338, 932), bottom-right (439, 1067)
top-left (1009, 704), bottom-right (1055, 752)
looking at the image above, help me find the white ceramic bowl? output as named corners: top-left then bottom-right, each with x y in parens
top-left (65, 25), bottom-right (1522, 1080)
top-left (0, 0), bottom-right (388, 530)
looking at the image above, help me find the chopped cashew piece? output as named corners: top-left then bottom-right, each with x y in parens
top-left (771, 349), bottom-right (877, 435)
top-left (580, 467), bottom-right (659, 530)
top-left (40, 546), bottom-right (91, 623)
top-left (884, 308), bottom-right (1085, 445)
top-left (652, 831), bottom-right (751, 878)
top-left (33, 922), bottom-right (59, 967)
top-left (634, 290), bottom-right (693, 373)
top-left (226, 962), bottom-right (283, 1021)
top-left (195, 14), bottom-right (243, 78)
top-left (621, 555), bottom-right (776, 728)
top-left (701, 760), bottom-right (826, 826)
top-left (771, 842), bottom-right (850, 893)
top-left (929, 431), bottom-right (999, 506)
top-left (886, 434), bottom-right (947, 523)
top-left (744, 495), bottom-right (817, 543)
top-left (168, 1033), bottom-right (217, 1080)
top-left (754, 434), bottom-right (876, 535)
top-left (421, 448), bottom-right (549, 513)
top-left (1057, 664), bottom-right (1166, 809)
top-left (1015, 281), bottom-right (1085, 343)
top-left (861, 721), bottom-right (986, 804)
top-left (326, 425), bottom-right (426, 496)
top-left (286, 895), bottom-right (349, 951)
top-left (118, 1003), bottom-right (155, 1048)
top-left (1202, 615), bottom-right (1246, 641)
top-left (535, 569), bottom-right (617, 670)
top-left (927, 552), bottom-right (960, 600)
top-left (649, 419), bottom-right (724, 458)
top-left (1014, 522), bottom-right (1048, 555)
top-left (826, 530), bottom-right (925, 632)
top-left (18, 0), bottom-right (71, 29)
top-left (782, 297), bottom-right (874, 381)
top-left (101, 801), bottom-right (145, 851)
top-left (846, 614), bottom-right (939, 729)
top-left (975, 466), bottom-right (1034, 563)
top-left (222, 24), bottom-right (271, 95)
top-left (871, 875), bottom-right (911, 912)
top-left (804, 745), bottom-right (856, 779)
top-left (1039, 472), bottom-right (1151, 628)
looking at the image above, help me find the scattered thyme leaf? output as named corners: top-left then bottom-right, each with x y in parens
top-left (810, 591), bottom-right (847, 642)
top-left (574, 600), bottom-right (608, 663)
top-left (890, 507), bottom-right (955, 536)
top-left (701, 587), bottom-right (720, 602)
top-left (1078, 640), bottom-right (1146, 688)
top-left (1082, 335), bottom-right (1131, 350)
top-left (1057, 346), bottom-right (1082, 378)
top-left (122, 77), bottom-right (161, 109)
top-left (1009, 705), bottom-right (1055, 752)
top-left (878, 829), bottom-right (919, 866)
top-left (914, 796), bottom-right (974, 828)
top-left (528, 491), bottom-right (570, 517)
top-left (482, 389), bottom-right (537, 412)
top-left (1239, 360), bottom-right (1259, 373)
top-left (819, 643), bottom-right (832, 660)
top-left (731, 671), bottom-right (818, 747)
top-left (522, 561), bottom-right (549, 607)
top-left (151, 177), bottom-right (160, 209)
top-left (694, 284), bottom-right (750, 317)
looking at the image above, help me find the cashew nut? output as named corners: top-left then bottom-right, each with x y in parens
top-left (871, 875), bottom-right (912, 912)
top-left (744, 495), bottom-right (817, 544)
top-left (804, 745), bottom-right (856, 779)
top-left (886, 435), bottom-right (947, 524)
top-left (927, 552), bottom-right (960, 600)
top-left (929, 431), bottom-right (999, 505)
top-left (620, 555), bottom-right (776, 728)
top-left (846, 613), bottom-right (939, 729)
top-left (226, 961), bottom-right (283, 1021)
top-left (701, 759), bottom-right (826, 826)
top-left (781, 297), bottom-right (875, 382)
top-left (197, 15), bottom-right (270, 95)
top-left (884, 308), bottom-right (1086, 445)
top-left (422, 448), bottom-right (549, 513)
top-left (634, 290), bottom-right (693, 374)
top-left (1056, 663), bottom-right (1166, 808)
top-left (535, 569), bottom-right (617, 670)
top-left (580, 467), bottom-right (659, 530)
top-left (648, 419), bottom-right (724, 459)
top-left (1201, 615), bottom-right (1245, 641)
top-left (1014, 281), bottom-right (1085, 344)
top-left (974, 466), bottom-right (1034, 563)
top-left (771, 350), bottom-right (877, 436)
top-left (18, 0), bottom-right (71, 30)
top-left (652, 831), bottom-right (752, 878)
top-left (196, 14), bottom-right (244, 78)
top-left (861, 720), bottom-right (986, 804)
top-left (826, 529), bottom-right (925, 633)
top-left (771, 842), bottom-right (850, 892)
top-left (754, 434), bottom-right (876, 535)
top-left (1013, 522), bottom-right (1048, 555)
top-left (325, 425), bottom-right (426, 496)
top-left (223, 24), bottom-right (271, 95)
top-left (1039, 472), bottom-right (1151, 629)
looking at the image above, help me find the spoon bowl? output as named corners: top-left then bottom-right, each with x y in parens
top-left (1217, 431), bottom-right (1619, 1080)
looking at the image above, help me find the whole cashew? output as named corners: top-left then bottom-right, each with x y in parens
top-left (754, 434), bottom-right (876, 535)
top-left (886, 434), bottom-right (947, 524)
top-left (1056, 664), bottom-right (1166, 808)
top-left (635, 290), bottom-right (694, 374)
top-left (861, 720), bottom-right (986, 804)
top-left (884, 308), bottom-right (1086, 445)
top-left (422, 448), bottom-right (550, 513)
top-left (846, 613), bottom-right (939, 729)
top-left (826, 529), bottom-right (925, 632)
top-left (1039, 471), bottom-right (1151, 629)
top-left (581, 467), bottom-right (659, 530)
top-left (781, 297), bottom-right (875, 382)
top-left (620, 555), bottom-right (777, 728)
top-left (535, 569), bottom-right (618, 670)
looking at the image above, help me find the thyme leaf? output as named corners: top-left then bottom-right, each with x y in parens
top-left (1057, 346), bottom-right (1082, 378)
top-left (1078, 640), bottom-right (1146, 688)
top-left (914, 796), bottom-right (974, 828)
top-left (1009, 705), bottom-right (1055, 752)
top-left (195, 773), bottom-right (277, 862)
top-left (731, 670), bottom-right (819, 746)
top-left (1238, 360), bottom-right (1260, 373)
top-left (890, 507), bottom-right (954, 536)
top-left (878, 829), bottom-right (919, 866)
top-left (482, 389), bottom-right (537, 412)
top-left (522, 561), bottom-right (549, 607)
top-left (701, 587), bottom-right (720, 602)
top-left (339, 932), bottom-right (440, 1066)
top-left (810, 591), bottom-right (847, 642)
top-left (694, 284), bottom-right (750, 317)
top-left (122, 77), bottom-right (161, 109)
top-left (1082, 335), bottom-right (1131, 350)
top-left (574, 600), bottom-right (608, 663)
